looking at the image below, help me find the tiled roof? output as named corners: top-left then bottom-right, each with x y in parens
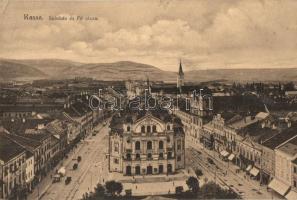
top-left (0, 134), bottom-right (26, 162)
top-left (23, 131), bottom-right (51, 142)
top-left (262, 124), bottom-right (297, 149)
top-left (277, 138), bottom-right (297, 156)
top-left (1, 118), bottom-right (53, 135)
top-left (4, 133), bottom-right (41, 151)
top-left (109, 103), bottom-right (183, 136)
top-left (238, 121), bottom-right (280, 143)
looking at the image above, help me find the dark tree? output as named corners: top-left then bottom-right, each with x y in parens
top-left (186, 176), bottom-right (199, 194)
top-left (105, 180), bottom-right (123, 196)
top-left (195, 169), bottom-right (203, 177)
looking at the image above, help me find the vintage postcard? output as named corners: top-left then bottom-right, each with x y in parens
top-left (1, 0), bottom-right (297, 199)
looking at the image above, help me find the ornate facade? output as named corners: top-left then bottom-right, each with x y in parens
top-left (108, 109), bottom-right (185, 176)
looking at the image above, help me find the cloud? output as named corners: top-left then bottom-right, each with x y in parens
top-left (1, 0), bottom-right (297, 70)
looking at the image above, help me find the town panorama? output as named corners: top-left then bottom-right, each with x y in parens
top-left (2, 0), bottom-right (297, 200)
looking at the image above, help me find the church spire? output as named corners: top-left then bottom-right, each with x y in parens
top-left (177, 59), bottom-right (185, 91)
top-left (178, 59), bottom-right (184, 76)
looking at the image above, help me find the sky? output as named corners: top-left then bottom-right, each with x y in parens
top-left (1, 0), bottom-right (297, 71)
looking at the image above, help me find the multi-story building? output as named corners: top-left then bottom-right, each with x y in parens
top-left (269, 137), bottom-right (297, 197)
top-left (261, 125), bottom-right (297, 184)
top-left (0, 134), bottom-right (27, 199)
top-left (109, 109), bottom-right (185, 176)
top-left (25, 152), bottom-right (34, 192)
top-left (286, 159), bottom-right (297, 200)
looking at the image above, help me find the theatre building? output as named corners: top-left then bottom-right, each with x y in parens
top-left (108, 109), bottom-right (185, 176)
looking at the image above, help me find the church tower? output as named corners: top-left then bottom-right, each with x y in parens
top-left (177, 59), bottom-right (184, 90)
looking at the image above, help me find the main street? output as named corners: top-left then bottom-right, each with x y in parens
top-left (28, 120), bottom-right (110, 200)
top-left (186, 139), bottom-right (277, 199)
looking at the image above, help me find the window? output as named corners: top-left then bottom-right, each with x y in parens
top-left (127, 126), bottom-right (130, 132)
top-left (147, 126), bottom-right (151, 133)
top-left (177, 155), bottom-right (181, 161)
top-left (152, 125), bottom-right (157, 132)
top-left (147, 141), bottom-right (152, 150)
top-left (167, 125), bottom-right (170, 130)
top-left (159, 141), bottom-right (164, 149)
top-left (159, 153), bottom-right (163, 159)
top-left (141, 126), bottom-right (145, 133)
top-left (294, 180), bottom-right (297, 188)
top-left (114, 142), bottom-right (119, 152)
top-left (136, 153), bottom-right (140, 160)
top-left (177, 140), bottom-right (181, 150)
top-left (135, 141), bottom-right (141, 150)
top-left (294, 166), bottom-right (297, 173)
top-left (167, 152), bottom-right (172, 158)
top-left (126, 153), bottom-right (131, 160)
top-left (147, 153), bottom-right (152, 159)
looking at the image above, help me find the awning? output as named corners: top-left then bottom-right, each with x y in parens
top-left (250, 167), bottom-right (259, 176)
top-left (220, 150), bottom-right (229, 157)
top-left (268, 179), bottom-right (290, 196)
top-left (228, 154), bottom-right (235, 161)
top-left (285, 190), bottom-right (297, 200)
top-left (53, 174), bottom-right (61, 178)
top-left (246, 165), bottom-right (252, 172)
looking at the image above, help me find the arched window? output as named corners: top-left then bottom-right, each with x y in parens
top-left (127, 126), bottom-right (130, 132)
top-left (159, 141), bottom-right (164, 149)
top-left (141, 125), bottom-right (145, 133)
top-left (135, 141), bottom-right (140, 150)
top-left (152, 125), bottom-right (157, 132)
top-left (114, 142), bottom-right (119, 152)
top-left (136, 153), bottom-right (140, 160)
top-left (147, 126), bottom-right (151, 133)
top-left (167, 125), bottom-right (170, 130)
top-left (147, 141), bottom-right (152, 150)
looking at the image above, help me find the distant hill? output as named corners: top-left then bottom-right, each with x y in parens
top-left (0, 60), bottom-right (46, 80)
top-left (1, 59), bottom-right (176, 81)
top-left (185, 68), bottom-right (297, 82)
top-left (1, 58), bottom-right (297, 82)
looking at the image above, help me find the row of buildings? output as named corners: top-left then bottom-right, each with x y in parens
top-left (0, 90), bottom-right (117, 199)
top-left (124, 61), bottom-right (297, 199)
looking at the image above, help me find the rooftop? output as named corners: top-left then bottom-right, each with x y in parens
top-left (278, 138), bottom-right (297, 156)
top-left (238, 121), bottom-right (280, 143)
top-left (0, 134), bottom-right (26, 162)
top-left (262, 123), bottom-right (297, 149)
top-left (4, 133), bottom-right (42, 151)
top-left (1, 118), bottom-right (53, 135)
top-left (109, 101), bottom-right (183, 136)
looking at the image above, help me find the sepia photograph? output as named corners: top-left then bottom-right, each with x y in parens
top-left (1, 0), bottom-right (297, 199)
